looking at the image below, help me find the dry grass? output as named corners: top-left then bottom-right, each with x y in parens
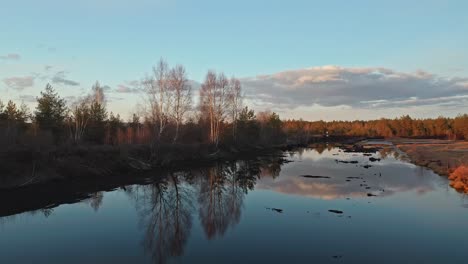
top-left (395, 140), bottom-right (468, 177)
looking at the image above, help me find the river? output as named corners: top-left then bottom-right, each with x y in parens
top-left (1, 145), bottom-right (467, 263)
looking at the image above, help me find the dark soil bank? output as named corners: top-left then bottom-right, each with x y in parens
top-left (0, 144), bottom-right (297, 217)
top-left (0, 143), bottom-right (299, 189)
top-left (2, 136), bottom-right (369, 191)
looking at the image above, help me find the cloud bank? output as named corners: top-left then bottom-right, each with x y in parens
top-left (242, 66), bottom-right (468, 112)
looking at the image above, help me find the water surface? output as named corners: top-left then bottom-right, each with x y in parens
top-left (1, 146), bottom-right (467, 263)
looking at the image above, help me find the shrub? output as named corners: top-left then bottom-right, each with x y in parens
top-left (448, 166), bottom-right (468, 193)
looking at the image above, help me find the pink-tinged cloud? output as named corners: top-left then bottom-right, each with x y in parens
top-left (114, 80), bottom-right (143, 93)
top-left (0, 53), bottom-right (20, 60)
top-left (242, 66), bottom-right (468, 110)
top-left (115, 84), bottom-right (138, 93)
top-left (3, 76), bottom-right (34, 90)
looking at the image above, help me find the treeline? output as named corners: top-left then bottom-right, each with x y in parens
top-left (0, 59), bottom-right (286, 156)
top-left (283, 115), bottom-right (468, 142)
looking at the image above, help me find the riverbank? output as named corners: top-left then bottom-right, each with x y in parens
top-left (391, 139), bottom-right (468, 177)
top-left (1, 134), bottom-right (372, 191)
top-left (356, 138), bottom-right (468, 193)
top-left (0, 145), bottom-right (293, 217)
top-left (392, 139), bottom-right (468, 193)
top-left (3, 137), bottom-right (465, 191)
top-left (0, 142), bottom-right (302, 191)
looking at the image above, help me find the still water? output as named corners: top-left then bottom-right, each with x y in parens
top-left (1, 146), bottom-right (468, 263)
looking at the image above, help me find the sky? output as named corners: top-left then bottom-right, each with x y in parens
top-left (1, 0), bottom-right (468, 121)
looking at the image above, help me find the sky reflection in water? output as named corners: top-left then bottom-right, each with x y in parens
top-left (1, 146), bottom-right (467, 264)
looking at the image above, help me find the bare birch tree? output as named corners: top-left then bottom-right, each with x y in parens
top-left (228, 78), bottom-right (242, 141)
top-left (169, 65), bottom-right (192, 143)
top-left (200, 71), bottom-right (231, 147)
top-left (91, 81), bottom-right (105, 104)
top-left (68, 81), bottom-right (107, 144)
top-left (143, 58), bottom-right (172, 158)
top-left (214, 73), bottom-right (230, 146)
top-left (200, 71), bottom-right (217, 145)
top-left (69, 100), bottom-right (90, 143)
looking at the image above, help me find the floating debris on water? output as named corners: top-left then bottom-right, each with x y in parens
top-left (266, 207), bottom-right (283, 213)
top-left (336, 160), bottom-right (359, 164)
top-left (301, 175), bottom-right (331, 179)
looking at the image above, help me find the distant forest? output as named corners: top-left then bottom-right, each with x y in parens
top-left (1, 59), bottom-right (468, 153)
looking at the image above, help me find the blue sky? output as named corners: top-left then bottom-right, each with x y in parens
top-left (1, 0), bottom-right (468, 120)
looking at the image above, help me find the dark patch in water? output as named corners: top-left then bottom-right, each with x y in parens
top-left (301, 175), bottom-right (331, 179)
top-left (328, 209), bottom-right (344, 214)
top-left (336, 160), bottom-right (359, 164)
top-left (266, 207), bottom-right (283, 213)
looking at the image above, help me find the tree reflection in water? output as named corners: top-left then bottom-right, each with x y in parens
top-left (85, 192), bottom-right (104, 212)
top-left (132, 172), bottom-right (194, 264)
top-left (131, 157), bottom-right (283, 263)
top-left (259, 157), bottom-right (282, 179)
top-left (198, 162), bottom-right (248, 239)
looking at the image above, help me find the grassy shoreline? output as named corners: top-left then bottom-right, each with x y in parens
top-left (391, 139), bottom-right (468, 177)
top-left (391, 139), bottom-right (468, 193)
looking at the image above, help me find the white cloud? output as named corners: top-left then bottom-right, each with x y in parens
top-left (242, 66), bottom-right (468, 113)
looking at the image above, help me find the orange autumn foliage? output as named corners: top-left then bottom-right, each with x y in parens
top-left (448, 166), bottom-right (468, 193)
